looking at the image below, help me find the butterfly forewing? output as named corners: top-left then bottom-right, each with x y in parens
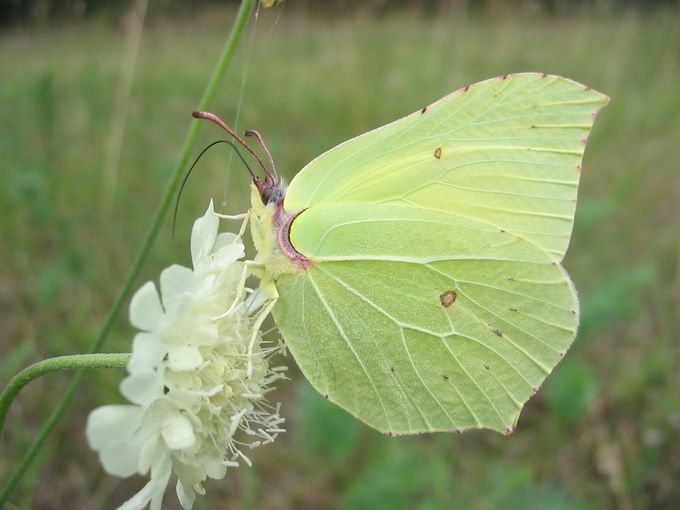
top-left (284, 73), bottom-right (608, 261)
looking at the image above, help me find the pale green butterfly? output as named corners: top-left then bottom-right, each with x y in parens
top-left (195, 72), bottom-right (608, 436)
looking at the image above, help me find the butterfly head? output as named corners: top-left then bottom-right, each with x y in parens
top-left (254, 171), bottom-right (287, 206)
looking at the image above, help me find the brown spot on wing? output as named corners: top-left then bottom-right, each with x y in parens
top-left (420, 106), bottom-right (428, 114)
top-left (440, 290), bottom-right (457, 307)
top-left (434, 147), bottom-right (442, 159)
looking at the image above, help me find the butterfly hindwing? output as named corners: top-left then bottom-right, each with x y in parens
top-left (273, 203), bottom-right (577, 434)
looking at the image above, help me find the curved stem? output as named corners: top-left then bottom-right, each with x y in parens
top-left (0, 0), bottom-right (257, 504)
top-left (0, 354), bottom-right (130, 437)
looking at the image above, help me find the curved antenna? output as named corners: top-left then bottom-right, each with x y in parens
top-left (245, 129), bottom-right (277, 178)
top-left (192, 111), bottom-right (271, 177)
top-left (173, 139), bottom-right (255, 236)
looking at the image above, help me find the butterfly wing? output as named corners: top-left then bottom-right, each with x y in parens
top-left (284, 73), bottom-right (608, 261)
top-left (272, 73), bottom-right (607, 434)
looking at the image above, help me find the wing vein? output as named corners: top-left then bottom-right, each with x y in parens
top-left (398, 329), bottom-right (464, 428)
top-left (423, 265), bottom-right (573, 312)
top-left (315, 266), bottom-right (458, 429)
top-left (304, 76), bottom-right (597, 206)
top-left (300, 278), bottom-right (330, 393)
top-left (307, 271), bottom-right (394, 432)
top-left (456, 288), bottom-right (555, 372)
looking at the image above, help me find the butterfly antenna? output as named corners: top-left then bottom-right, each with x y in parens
top-left (192, 111), bottom-right (271, 178)
top-left (245, 129), bottom-right (277, 179)
top-left (173, 139), bottom-right (255, 236)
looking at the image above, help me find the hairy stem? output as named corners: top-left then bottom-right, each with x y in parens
top-left (0, 0), bottom-right (256, 504)
top-left (0, 354), bottom-right (131, 437)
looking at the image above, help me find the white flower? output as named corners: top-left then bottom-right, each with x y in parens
top-left (87, 201), bottom-right (287, 510)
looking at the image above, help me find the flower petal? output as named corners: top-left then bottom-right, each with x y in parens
top-left (130, 281), bottom-right (164, 331)
top-left (190, 200), bottom-right (218, 270)
top-left (149, 453), bottom-right (173, 510)
top-left (86, 405), bottom-right (143, 451)
top-left (176, 480), bottom-right (196, 510)
top-left (160, 265), bottom-right (194, 313)
top-left (118, 451), bottom-right (171, 510)
top-left (138, 433), bottom-right (163, 476)
top-left (212, 241), bottom-right (245, 266)
top-left (161, 413), bottom-right (195, 450)
top-left (120, 370), bottom-right (164, 406)
top-left (129, 333), bottom-right (167, 373)
top-left (168, 344), bottom-right (203, 372)
top-left (213, 232), bottom-right (237, 250)
top-left (173, 459), bottom-right (205, 487)
top-left (117, 479), bottom-right (156, 510)
top-left (165, 388), bottom-right (201, 410)
top-left (204, 457), bottom-right (227, 480)
top-left (99, 442), bottom-right (143, 478)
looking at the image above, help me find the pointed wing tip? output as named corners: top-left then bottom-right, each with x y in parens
top-left (486, 72), bottom-right (610, 108)
top-left (586, 87), bottom-right (610, 108)
top-left (507, 72), bottom-right (609, 93)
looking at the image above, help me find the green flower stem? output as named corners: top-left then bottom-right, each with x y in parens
top-left (0, 0), bottom-right (256, 504)
top-left (0, 354), bottom-right (131, 437)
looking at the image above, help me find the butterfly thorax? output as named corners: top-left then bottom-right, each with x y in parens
top-left (249, 183), bottom-right (310, 283)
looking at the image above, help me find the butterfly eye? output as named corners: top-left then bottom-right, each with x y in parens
top-left (268, 188), bottom-right (285, 205)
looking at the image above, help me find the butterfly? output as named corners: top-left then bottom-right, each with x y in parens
top-left (196, 72), bottom-right (608, 436)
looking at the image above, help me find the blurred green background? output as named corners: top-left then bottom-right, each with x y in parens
top-left (1, 1), bottom-right (678, 508)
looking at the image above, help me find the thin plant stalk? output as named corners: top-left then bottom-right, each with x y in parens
top-left (0, 0), bottom-right (257, 504)
top-left (0, 354), bottom-right (131, 436)
top-left (101, 0), bottom-right (150, 216)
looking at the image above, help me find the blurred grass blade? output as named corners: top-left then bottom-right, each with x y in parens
top-left (101, 0), bottom-right (149, 216)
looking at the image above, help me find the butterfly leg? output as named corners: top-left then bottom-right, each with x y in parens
top-left (214, 212), bottom-right (247, 220)
top-left (215, 209), bottom-right (251, 243)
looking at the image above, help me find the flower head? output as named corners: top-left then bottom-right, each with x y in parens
top-left (87, 202), bottom-right (287, 510)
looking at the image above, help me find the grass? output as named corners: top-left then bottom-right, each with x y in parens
top-left (0, 4), bottom-right (678, 509)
